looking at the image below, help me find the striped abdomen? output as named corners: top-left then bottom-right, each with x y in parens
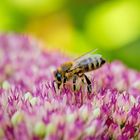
top-left (76, 56), bottom-right (106, 73)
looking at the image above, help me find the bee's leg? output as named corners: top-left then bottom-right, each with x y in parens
top-left (57, 82), bottom-right (62, 89)
top-left (73, 75), bottom-right (78, 91)
top-left (63, 76), bottom-right (67, 85)
top-left (83, 74), bottom-right (92, 93)
top-left (63, 76), bottom-right (67, 84)
top-left (63, 76), bottom-right (67, 89)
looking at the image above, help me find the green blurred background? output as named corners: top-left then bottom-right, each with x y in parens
top-left (1, 0), bottom-right (140, 70)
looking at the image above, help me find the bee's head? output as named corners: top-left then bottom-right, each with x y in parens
top-left (54, 70), bottom-right (63, 83)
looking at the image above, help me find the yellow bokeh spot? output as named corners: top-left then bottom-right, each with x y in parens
top-left (26, 12), bottom-right (94, 55)
top-left (86, 1), bottom-right (140, 50)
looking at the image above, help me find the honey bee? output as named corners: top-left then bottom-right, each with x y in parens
top-left (53, 49), bottom-right (106, 93)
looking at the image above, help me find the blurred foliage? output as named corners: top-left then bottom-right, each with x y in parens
top-left (0, 0), bottom-right (140, 70)
top-left (86, 1), bottom-right (140, 49)
top-left (7, 0), bottom-right (66, 16)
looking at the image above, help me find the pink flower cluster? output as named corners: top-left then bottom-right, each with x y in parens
top-left (0, 34), bottom-right (140, 140)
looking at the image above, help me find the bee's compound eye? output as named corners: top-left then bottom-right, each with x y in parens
top-left (56, 73), bottom-right (62, 81)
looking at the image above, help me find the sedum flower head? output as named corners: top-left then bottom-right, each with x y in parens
top-left (0, 34), bottom-right (140, 140)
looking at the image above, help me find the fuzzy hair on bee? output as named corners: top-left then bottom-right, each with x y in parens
top-left (53, 49), bottom-right (106, 93)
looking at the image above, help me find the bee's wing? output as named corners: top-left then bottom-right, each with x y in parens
top-left (70, 50), bottom-right (102, 70)
top-left (73, 48), bottom-right (98, 62)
